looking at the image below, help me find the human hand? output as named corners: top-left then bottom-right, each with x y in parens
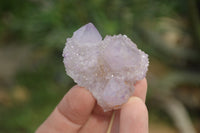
top-left (36, 78), bottom-right (148, 133)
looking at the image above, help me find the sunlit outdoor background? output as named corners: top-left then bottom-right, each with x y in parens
top-left (0, 0), bottom-right (200, 133)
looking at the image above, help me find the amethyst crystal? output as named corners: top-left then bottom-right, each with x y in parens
top-left (63, 23), bottom-right (149, 111)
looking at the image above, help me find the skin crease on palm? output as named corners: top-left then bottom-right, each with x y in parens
top-left (36, 78), bottom-right (148, 133)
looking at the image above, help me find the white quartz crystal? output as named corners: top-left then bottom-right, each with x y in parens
top-left (63, 23), bottom-right (149, 111)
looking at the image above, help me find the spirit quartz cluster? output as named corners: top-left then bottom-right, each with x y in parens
top-left (63, 23), bottom-right (149, 111)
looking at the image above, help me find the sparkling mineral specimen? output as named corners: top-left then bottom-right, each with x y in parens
top-left (63, 23), bottom-right (149, 111)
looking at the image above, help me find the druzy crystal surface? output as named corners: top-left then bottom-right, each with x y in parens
top-left (63, 23), bottom-right (149, 111)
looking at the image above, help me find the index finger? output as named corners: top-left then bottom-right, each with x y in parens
top-left (36, 86), bottom-right (96, 133)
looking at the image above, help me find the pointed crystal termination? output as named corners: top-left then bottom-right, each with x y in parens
top-left (63, 23), bottom-right (149, 112)
top-left (72, 23), bottom-right (102, 43)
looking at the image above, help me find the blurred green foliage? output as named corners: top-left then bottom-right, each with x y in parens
top-left (0, 0), bottom-right (186, 47)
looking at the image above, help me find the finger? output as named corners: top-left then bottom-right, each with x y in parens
top-left (133, 78), bottom-right (147, 102)
top-left (111, 78), bottom-right (148, 133)
top-left (36, 86), bottom-right (95, 133)
top-left (79, 104), bottom-right (113, 133)
top-left (120, 97), bottom-right (148, 133)
top-left (36, 108), bottom-right (81, 133)
top-left (79, 79), bottom-right (148, 133)
top-left (58, 86), bottom-right (95, 125)
top-left (79, 78), bottom-right (147, 133)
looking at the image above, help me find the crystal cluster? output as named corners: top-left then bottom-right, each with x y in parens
top-left (63, 23), bottom-right (149, 111)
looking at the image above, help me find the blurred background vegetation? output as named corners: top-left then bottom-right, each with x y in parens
top-left (0, 0), bottom-right (200, 132)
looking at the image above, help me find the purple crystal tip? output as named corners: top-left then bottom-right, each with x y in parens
top-left (72, 22), bottom-right (102, 43)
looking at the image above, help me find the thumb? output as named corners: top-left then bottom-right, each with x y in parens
top-left (120, 97), bottom-right (148, 133)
